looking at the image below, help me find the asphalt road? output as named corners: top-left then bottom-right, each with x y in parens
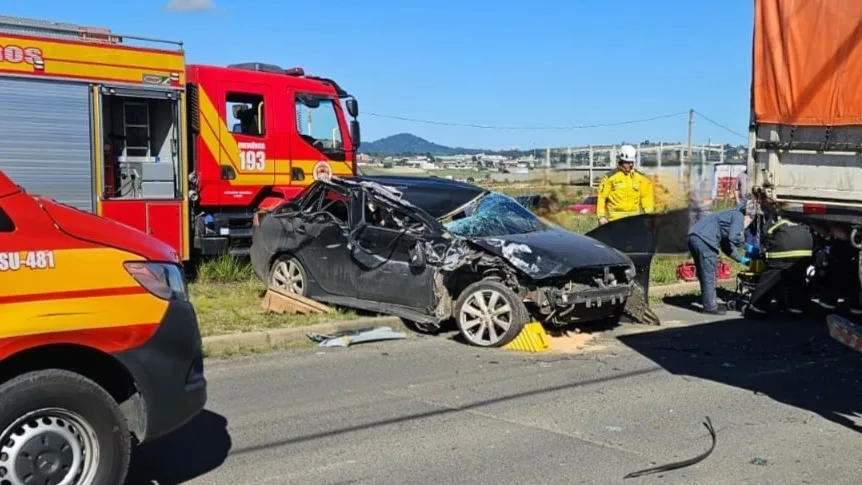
top-left (126, 300), bottom-right (862, 485)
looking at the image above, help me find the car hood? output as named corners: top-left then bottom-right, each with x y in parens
top-left (37, 196), bottom-right (180, 263)
top-left (468, 227), bottom-right (633, 279)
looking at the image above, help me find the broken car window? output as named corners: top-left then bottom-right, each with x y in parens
top-left (363, 196), bottom-right (425, 232)
top-left (302, 185), bottom-right (350, 224)
top-left (444, 192), bottom-right (546, 238)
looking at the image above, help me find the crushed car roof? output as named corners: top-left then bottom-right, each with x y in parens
top-left (338, 175), bottom-right (488, 219)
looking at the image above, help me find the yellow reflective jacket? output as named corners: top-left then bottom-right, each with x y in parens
top-left (596, 169), bottom-right (655, 221)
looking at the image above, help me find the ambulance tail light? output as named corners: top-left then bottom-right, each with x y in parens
top-left (124, 262), bottom-right (189, 301)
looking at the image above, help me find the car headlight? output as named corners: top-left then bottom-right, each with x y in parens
top-left (124, 262), bottom-right (189, 301)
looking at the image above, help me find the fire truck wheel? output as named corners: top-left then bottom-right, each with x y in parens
top-left (0, 369), bottom-right (131, 485)
top-left (269, 255), bottom-right (308, 296)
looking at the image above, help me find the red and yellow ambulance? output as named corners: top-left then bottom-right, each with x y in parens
top-left (0, 168), bottom-right (206, 485)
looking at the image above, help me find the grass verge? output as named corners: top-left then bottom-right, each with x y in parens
top-left (202, 339), bottom-right (315, 359)
top-left (190, 255), bottom-right (360, 338)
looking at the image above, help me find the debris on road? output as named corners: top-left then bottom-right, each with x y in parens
top-left (307, 326), bottom-right (407, 348)
top-left (545, 329), bottom-right (599, 353)
top-left (623, 416), bottom-right (717, 479)
top-left (750, 457), bottom-right (768, 466)
top-left (261, 285), bottom-right (334, 315)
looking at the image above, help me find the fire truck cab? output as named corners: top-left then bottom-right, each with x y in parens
top-left (186, 62), bottom-right (361, 257)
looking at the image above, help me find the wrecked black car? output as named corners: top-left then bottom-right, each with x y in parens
top-left (250, 175), bottom-right (643, 347)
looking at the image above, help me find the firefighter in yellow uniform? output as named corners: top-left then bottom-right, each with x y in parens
top-left (596, 144), bottom-right (655, 224)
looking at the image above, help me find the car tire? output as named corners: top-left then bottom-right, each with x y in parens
top-left (0, 369), bottom-right (131, 485)
top-left (269, 255), bottom-right (308, 296)
top-left (454, 279), bottom-right (529, 348)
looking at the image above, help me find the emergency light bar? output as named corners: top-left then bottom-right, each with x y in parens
top-left (0, 15), bottom-right (182, 49)
top-left (227, 62), bottom-right (306, 77)
top-left (0, 15), bottom-right (120, 44)
top-left (226, 62), bottom-right (348, 97)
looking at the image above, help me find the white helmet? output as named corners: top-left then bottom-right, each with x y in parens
top-left (618, 144), bottom-right (637, 163)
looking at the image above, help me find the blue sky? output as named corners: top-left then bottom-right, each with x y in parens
top-left (4, 0), bottom-right (754, 150)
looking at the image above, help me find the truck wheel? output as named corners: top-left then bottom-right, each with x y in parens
top-left (269, 256), bottom-right (307, 296)
top-left (454, 279), bottom-right (529, 347)
top-left (0, 369), bottom-right (130, 485)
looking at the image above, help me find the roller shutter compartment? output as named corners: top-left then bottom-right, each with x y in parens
top-left (0, 78), bottom-right (93, 212)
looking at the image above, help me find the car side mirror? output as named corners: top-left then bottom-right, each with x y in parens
top-left (346, 97), bottom-right (359, 118)
top-left (350, 120), bottom-right (361, 149)
top-left (408, 241), bottom-right (426, 270)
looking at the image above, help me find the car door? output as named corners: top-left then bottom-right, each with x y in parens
top-left (349, 193), bottom-right (438, 310)
top-left (291, 183), bottom-right (358, 298)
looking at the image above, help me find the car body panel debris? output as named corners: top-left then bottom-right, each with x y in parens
top-left (307, 327), bottom-right (407, 348)
top-left (826, 313), bottom-right (862, 353)
top-left (251, 175), bottom-right (645, 347)
top-left (623, 416), bottom-right (717, 479)
top-left (584, 207), bottom-right (692, 326)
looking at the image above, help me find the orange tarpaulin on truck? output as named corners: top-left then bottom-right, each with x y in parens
top-left (753, 0), bottom-right (862, 125)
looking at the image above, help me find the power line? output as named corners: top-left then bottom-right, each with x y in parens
top-left (693, 110), bottom-right (747, 140)
top-left (362, 110), bottom-right (688, 131)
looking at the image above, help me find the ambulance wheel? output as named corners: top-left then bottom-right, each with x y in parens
top-left (0, 369), bottom-right (131, 485)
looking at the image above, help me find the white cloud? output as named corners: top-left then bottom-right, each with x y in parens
top-left (165, 0), bottom-right (214, 12)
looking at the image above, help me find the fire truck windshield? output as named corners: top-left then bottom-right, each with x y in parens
top-left (295, 94), bottom-right (344, 155)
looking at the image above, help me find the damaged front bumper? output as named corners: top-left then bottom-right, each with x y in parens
top-left (546, 284), bottom-right (632, 309)
top-left (535, 282), bottom-right (633, 325)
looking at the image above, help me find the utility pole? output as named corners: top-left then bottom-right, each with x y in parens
top-left (684, 108), bottom-right (694, 196)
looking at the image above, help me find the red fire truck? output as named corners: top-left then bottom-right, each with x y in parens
top-left (0, 16), bottom-right (360, 261)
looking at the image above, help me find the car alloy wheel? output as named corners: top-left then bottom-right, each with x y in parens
top-left (454, 280), bottom-right (529, 347)
top-left (270, 257), bottom-right (307, 295)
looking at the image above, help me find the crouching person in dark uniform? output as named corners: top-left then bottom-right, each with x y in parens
top-left (745, 217), bottom-right (814, 316)
top-left (687, 201), bottom-right (755, 315)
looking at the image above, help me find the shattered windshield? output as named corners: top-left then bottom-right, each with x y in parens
top-left (444, 192), bottom-right (547, 237)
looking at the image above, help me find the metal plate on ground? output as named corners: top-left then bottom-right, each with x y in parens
top-left (826, 313), bottom-right (862, 353)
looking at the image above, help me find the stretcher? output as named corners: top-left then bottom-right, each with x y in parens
top-left (727, 258), bottom-right (766, 311)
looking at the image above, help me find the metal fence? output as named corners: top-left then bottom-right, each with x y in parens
top-left (483, 142), bottom-right (744, 202)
